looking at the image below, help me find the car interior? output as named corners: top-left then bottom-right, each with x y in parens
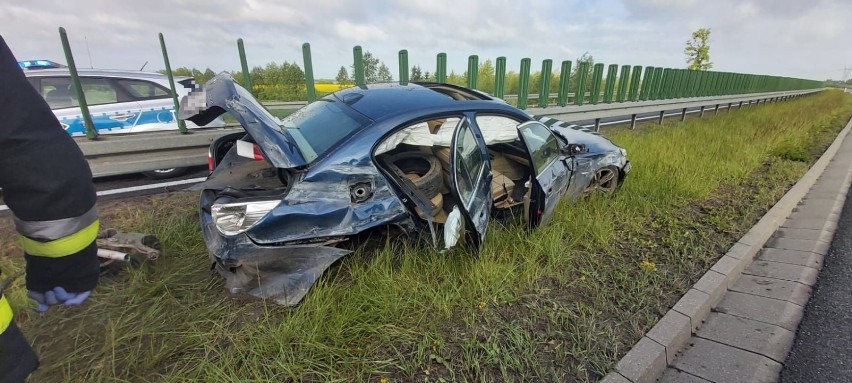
top-left (374, 114), bottom-right (537, 228)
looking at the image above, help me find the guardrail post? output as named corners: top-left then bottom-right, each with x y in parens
top-left (628, 65), bottom-right (642, 101)
top-left (59, 27), bottom-right (97, 139)
top-left (467, 55), bottom-right (479, 89)
top-left (639, 66), bottom-right (654, 101)
top-left (616, 65), bottom-right (630, 102)
top-left (495, 56), bottom-right (507, 99)
top-left (353, 46), bottom-right (366, 87)
top-left (658, 111), bottom-right (665, 124)
top-left (557, 60), bottom-right (572, 106)
top-left (699, 105), bottom-right (705, 118)
top-left (630, 114), bottom-right (637, 130)
top-left (680, 108), bottom-right (687, 121)
top-left (538, 59), bottom-right (552, 108)
top-left (237, 38), bottom-right (253, 96)
top-left (399, 49), bottom-right (409, 84)
top-left (589, 63), bottom-right (604, 104)
top-left (518, 58), bottom-right (531, 109)
top-left (302, 43), bottom-right (317, 102)
top-left (158, 33), bottom-right (188, 134)
top-left (436, 53), bottom-right (447, 83)
top-left (714, 104), bottom-right (720, 115)
top-left (603, 64), bottom-right (618, 103)
top-left (574, 61), bottom-right (589, 106)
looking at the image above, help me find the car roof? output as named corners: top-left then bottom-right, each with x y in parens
top-left (331, 82), bottom-right (513, 120)
top-left (23, 68), bottom-right (188, 81)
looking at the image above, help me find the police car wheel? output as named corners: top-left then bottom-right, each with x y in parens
top-left (141, 167), bottom-right (188, 180)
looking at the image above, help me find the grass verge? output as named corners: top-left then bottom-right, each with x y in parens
top-left (1, 90), bottom-right (851, 382)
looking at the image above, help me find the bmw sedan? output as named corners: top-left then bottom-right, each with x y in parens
top-left (182, 74), bottom-right (630, 305)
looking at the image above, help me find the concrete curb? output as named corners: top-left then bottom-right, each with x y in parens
top-left (602, 116), bottom-right (852, 383)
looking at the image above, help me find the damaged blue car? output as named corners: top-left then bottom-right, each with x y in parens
top-left (181, 74), bottom-right (630, 305)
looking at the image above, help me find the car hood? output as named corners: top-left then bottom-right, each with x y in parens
top-left (178, 74), bottom-right (308, 169)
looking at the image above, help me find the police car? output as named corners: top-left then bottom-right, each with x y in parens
top-left (22, 60), bottom-right (226, 136)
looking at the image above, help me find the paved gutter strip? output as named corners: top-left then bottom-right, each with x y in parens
top-left (602, 116), bottom-right (852, 383)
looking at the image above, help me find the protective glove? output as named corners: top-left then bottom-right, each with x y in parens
top-left (27, 287), bottom-right (91, 312)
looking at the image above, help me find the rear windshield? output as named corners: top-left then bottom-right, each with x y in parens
top-left (281, 99), bottom-right (371, 161)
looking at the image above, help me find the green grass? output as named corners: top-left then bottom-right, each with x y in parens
top-left (3, 90), bottom-right (851, 382)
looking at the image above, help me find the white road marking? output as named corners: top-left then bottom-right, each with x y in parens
top-left (0, 177), bottom-right (206, 212)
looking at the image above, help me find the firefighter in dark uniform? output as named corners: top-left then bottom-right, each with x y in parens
top-left (0, 36), bottom-right (100, 382)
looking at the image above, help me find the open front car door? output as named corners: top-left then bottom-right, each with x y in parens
top-left (517, 121), bottom-right (573, 227)
top-left (445, 117), bottom-right (492, 249)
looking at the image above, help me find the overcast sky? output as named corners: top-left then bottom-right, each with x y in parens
top-left (2, 0), bottom-right (850, 81)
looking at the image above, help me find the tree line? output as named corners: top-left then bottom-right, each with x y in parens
top-left (164, 28), bottom-right (716, 102)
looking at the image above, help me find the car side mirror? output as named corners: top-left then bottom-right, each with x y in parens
top-left (562, 144), bottom-right (587, 156)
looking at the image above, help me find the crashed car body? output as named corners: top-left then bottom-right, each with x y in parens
top-left (181, 74), bottom-right (630, 305)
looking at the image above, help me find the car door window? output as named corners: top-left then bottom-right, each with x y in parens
top-left (116, 79), bottom-right (171, 100)
top-left (80, 78), bottom-right (118, 105)
top-left (453, 119), bottom-right (485, 208)
top-left (38, 77), bottom-right (121, 109)
top-left (40, 77), bottom-right (76, 109)
top-left (519, 122), bottom-right (561, 175)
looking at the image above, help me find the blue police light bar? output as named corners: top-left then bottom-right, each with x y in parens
top-left (18, 60), bottom-right (66, 70)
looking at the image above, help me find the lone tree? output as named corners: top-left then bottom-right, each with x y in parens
top-left (685, 28), bottom-right (712, 70)
top-left (336, 66), bottom-right (351, 84)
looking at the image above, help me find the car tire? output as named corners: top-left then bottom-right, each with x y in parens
top-left (387, 152), bottom-right (443, 198)
top-left (141, 167), bottom-right (188, 180)
top-left (584, 165), bottom-right (619, 196)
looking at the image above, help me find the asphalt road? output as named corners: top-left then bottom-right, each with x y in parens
top-left (780, 186), bottom-right (852, 382)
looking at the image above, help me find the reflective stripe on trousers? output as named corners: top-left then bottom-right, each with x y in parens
top-left (0, 295), bottom-right (12, 334)
top-left (18, 219), bottom-right (100, 258)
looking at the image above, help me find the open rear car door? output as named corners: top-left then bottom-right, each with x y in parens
top-left (517, 121), bottom-right (573, 227)
top-left (444, 117), bottom-right (492, 249)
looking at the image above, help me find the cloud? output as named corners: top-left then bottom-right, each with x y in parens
top-left (334, 20), bottom-right (388, 42)
top-left (0, 0), bottom-right (849, 80)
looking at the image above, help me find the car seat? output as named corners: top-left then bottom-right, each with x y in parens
top-left (45, 86), bottom-right (75, 109)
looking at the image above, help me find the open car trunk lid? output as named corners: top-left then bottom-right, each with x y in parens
top-left (178, 74), bottom-right (308, 169)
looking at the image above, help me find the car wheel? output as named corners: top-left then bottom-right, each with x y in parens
top-left (141, 167), bottom-right (188, 180)
top-left (387, 152), bottom-right (443, 198)
top-left (585, 166), bottom-right (619, 196)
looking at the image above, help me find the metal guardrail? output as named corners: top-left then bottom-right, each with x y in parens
top-left (527, 89), bottom-right (822, 130)
top-left (77, 89), bottom-right (820, 177)
top-left (77, 127), bottom-right (243, 177)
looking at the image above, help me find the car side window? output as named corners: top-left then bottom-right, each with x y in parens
top-left (80, 78), bottom-right (118, 105)
top-left (519, 122), bottom-right (561, 175)
top-left (454, 119), bottom-right (485, 208)
top-left (116, 79), bottom-right (171, 100)
top-left (40, 77), bottom-right (77, 109)
top-left (38, 77), bottom-right (121, 109)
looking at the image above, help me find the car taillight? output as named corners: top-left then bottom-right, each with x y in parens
top-left (236, 140), bottom-right (265, 161)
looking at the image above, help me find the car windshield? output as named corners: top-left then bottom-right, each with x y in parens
top-left (280, 99), bottom-right (371, 162)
